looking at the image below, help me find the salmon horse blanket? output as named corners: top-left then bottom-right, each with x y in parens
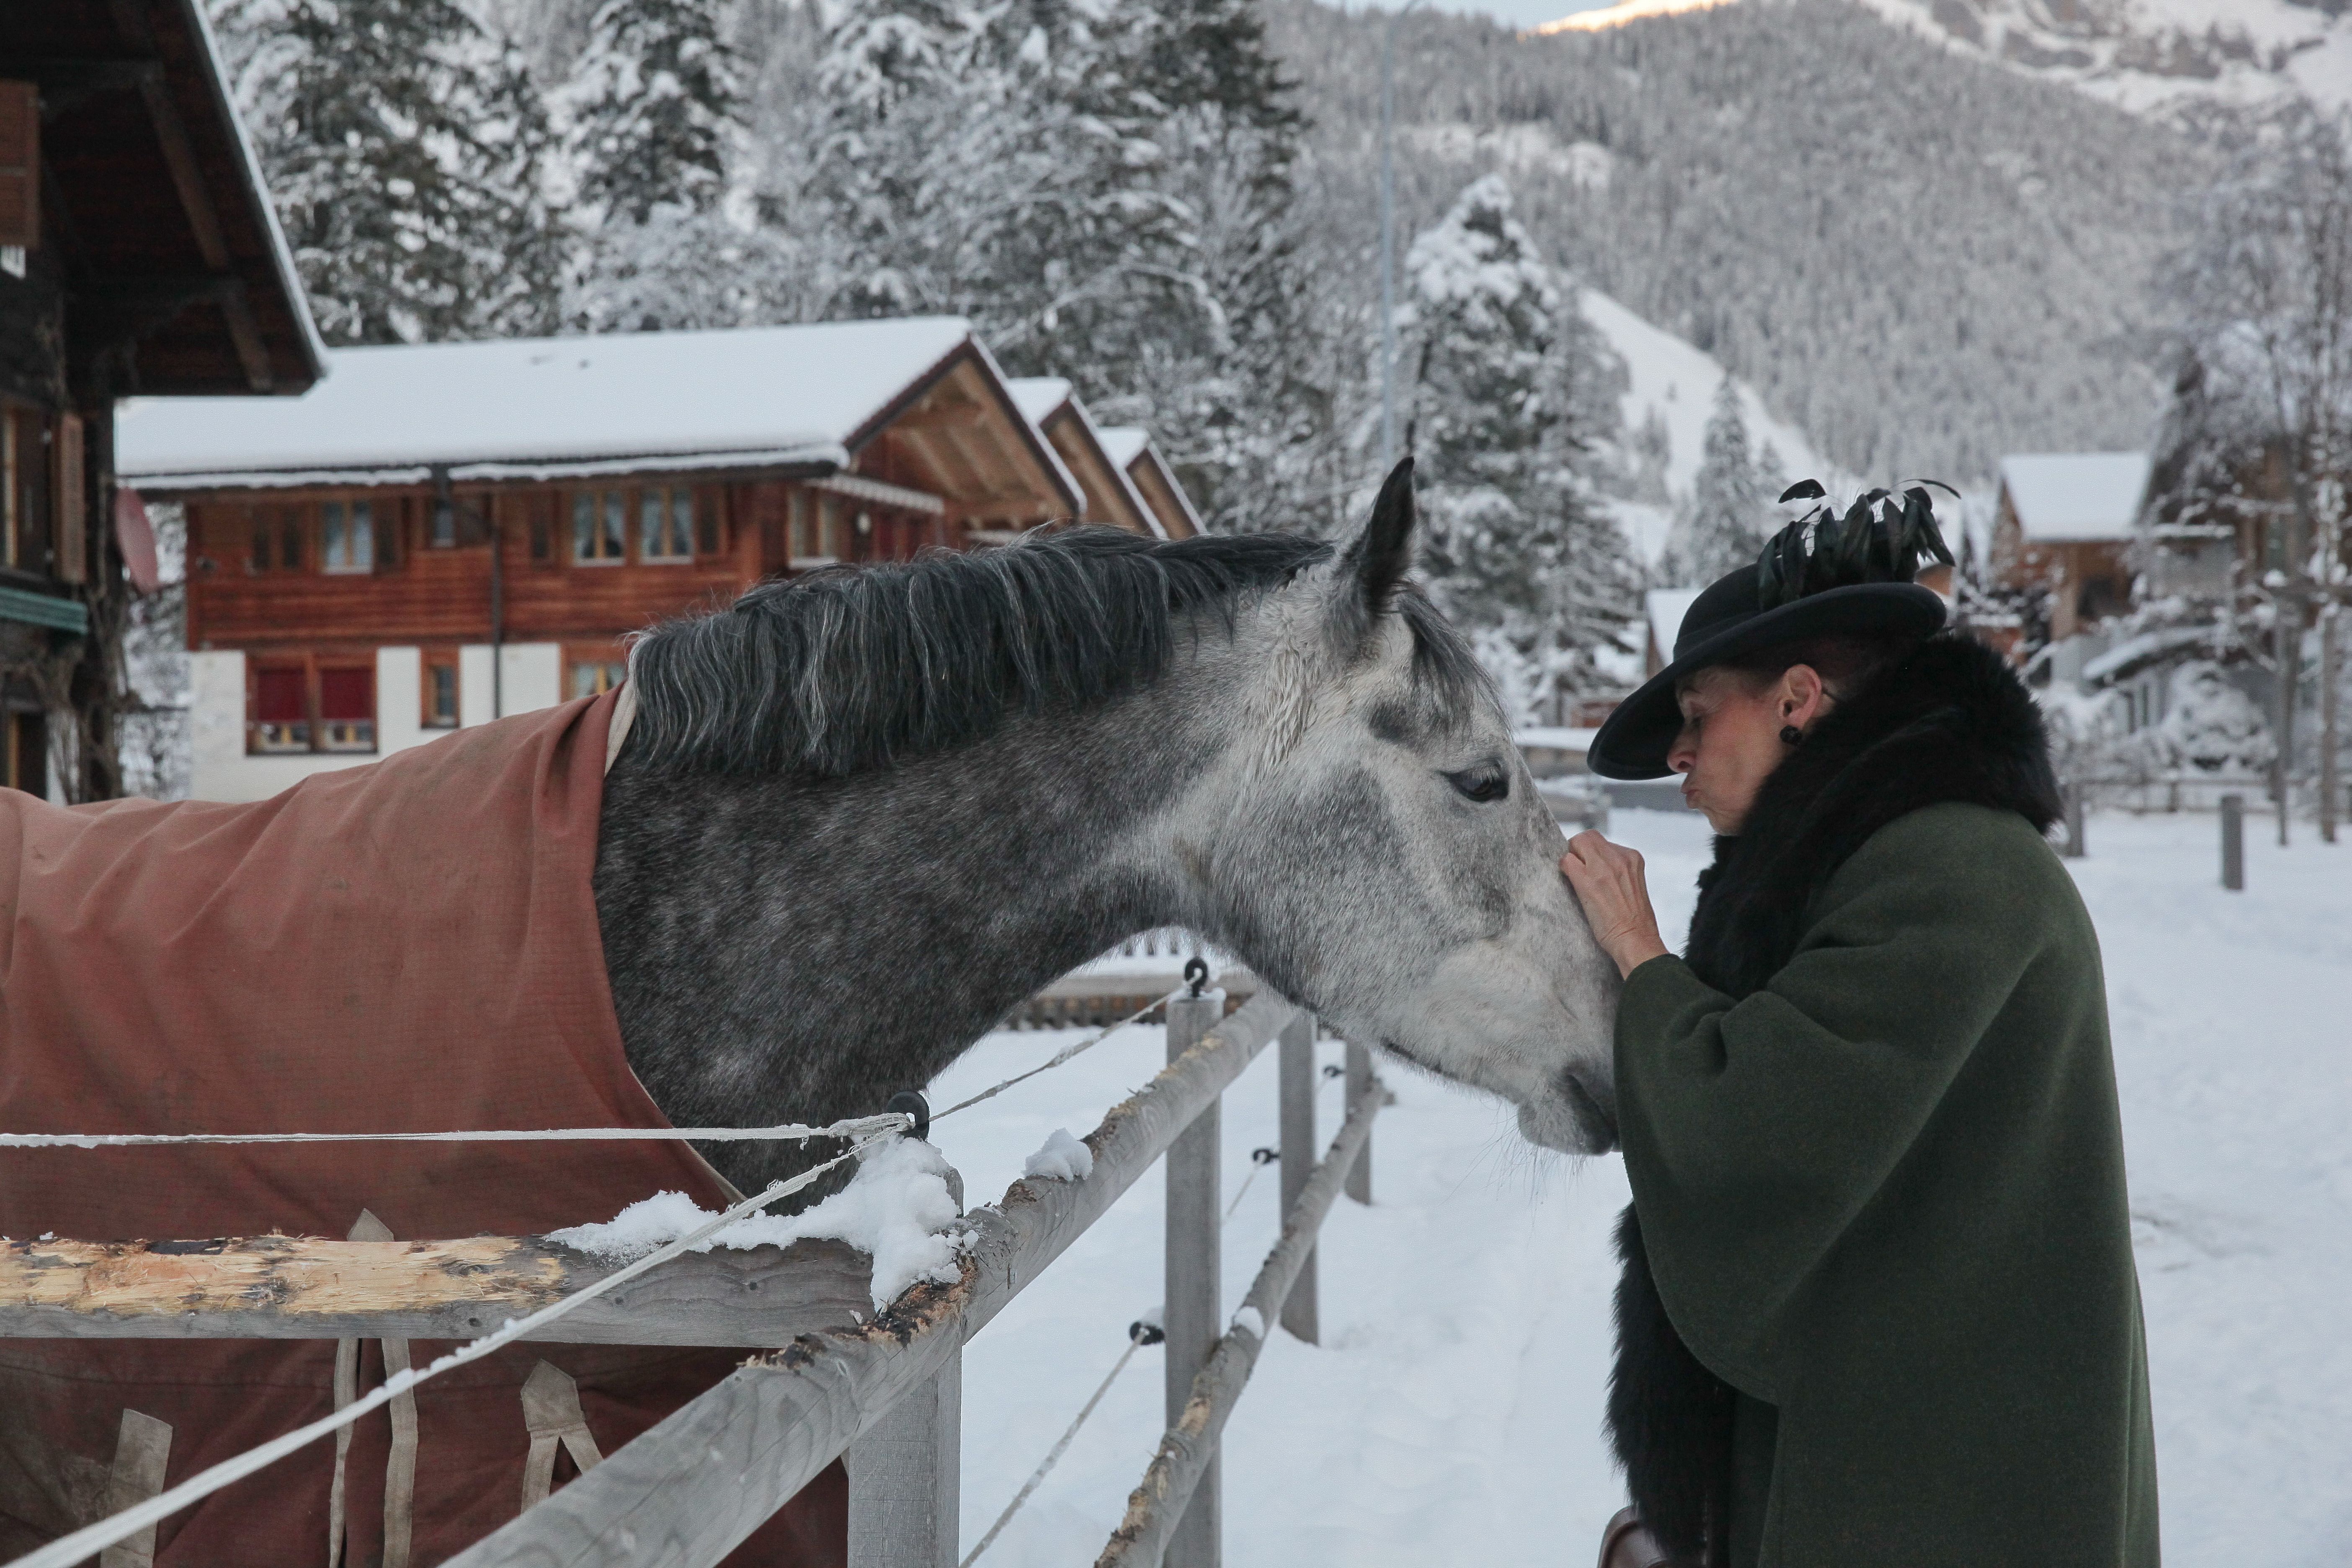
top-left (0, 692), bottom-right (843, 1566)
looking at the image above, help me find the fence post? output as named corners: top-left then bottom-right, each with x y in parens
top-left (1276, 1013), bottom-right (1317, 1344)
top-left (2221, 793), bottom-right (2244, 892)
top-left (848, 1169), bottom-right (963, 1568)
top-left (2061, 783), bottom-right (2086, 859)
top-left (1164, 990), bottom-right (1225, 1568)
top-left (1343, 1041), bottom-right (1373, 1205)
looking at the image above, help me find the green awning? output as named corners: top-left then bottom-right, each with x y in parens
top-left (0, 586), bottom-right (89, 635)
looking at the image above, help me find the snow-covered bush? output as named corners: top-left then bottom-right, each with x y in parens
top-left (2155, 661), bottom-right (2275, 776)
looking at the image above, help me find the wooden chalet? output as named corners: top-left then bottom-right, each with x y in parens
top-left (115, 318), bottom-right (1161, 801)
top-left (1990, 453), bottom-right (2149, 642)
top-left (1097, 424), bottom-right (1202, 540)
top-left (1007, 378), bottom-right (1201, 541)
top-left (0, 0), bottom-right (322, 799)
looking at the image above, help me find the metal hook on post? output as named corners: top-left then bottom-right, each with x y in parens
top-left (1183, 957), bottom-right (1209, 999)
top-left (886, 1090), bottom-right (931, 1142)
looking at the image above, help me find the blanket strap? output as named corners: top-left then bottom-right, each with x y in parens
top-left (95, 1411), bottom-right (170, 1568)
top-left (346, 1211), bottom-right (419, 1568)
top-left (518, 1361), bottom-right (604, 1514)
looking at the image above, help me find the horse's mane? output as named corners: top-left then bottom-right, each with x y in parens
top-left (624, 524), bottom-right (1487, 776)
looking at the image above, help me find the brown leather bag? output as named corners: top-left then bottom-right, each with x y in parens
top-left (1597, 1506), bottom-right (1674, 1568)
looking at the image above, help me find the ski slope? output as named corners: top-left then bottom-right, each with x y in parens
top-left (1577, 286), bottom-right (1842, 567)
top-left (930, 808), bottom-right (2352, 1565)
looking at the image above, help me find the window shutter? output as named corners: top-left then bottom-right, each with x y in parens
top-left (0, 82), bottom-right (37, 251)
top-left (318, 666), bottom-right (374, 722)
top-left (53, 413), bottom-right (83, 583)
top-left (254, 667), bottom-right (308, 724)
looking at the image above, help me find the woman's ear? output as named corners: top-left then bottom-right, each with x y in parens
top-left (1781, 664), bottom-right (1831, 726)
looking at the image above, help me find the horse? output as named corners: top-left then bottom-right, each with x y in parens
top-left (0, 459), bottom-right (1616, 1566)
top-left (601, 458), bottom-right (1621, 1188)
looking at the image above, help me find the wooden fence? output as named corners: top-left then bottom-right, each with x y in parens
top-left (0, 985), bottom-right (1377, 1568)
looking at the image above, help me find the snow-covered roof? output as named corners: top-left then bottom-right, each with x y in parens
top-left (2082, 625), bottom-right (2210, 686)
top-left (1097, 426), bottom-right (1204, 539)
top-left (1646, 588), bottom-right (1703, 659)
top-left (1998, 453), bottom-right (2151, 542)
top-left (117, 318), bottom-right (976, 489)
top-left (1007, 377), bottom-right (1073, 426)
top-left (1098, 427), bottom-right (1149, 469)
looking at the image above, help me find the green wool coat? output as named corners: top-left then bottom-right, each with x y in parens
top-left (1617, 801), bottom-right (2159, 1567)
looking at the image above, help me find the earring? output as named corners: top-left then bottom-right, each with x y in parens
top-left (1779, 725), bottom-right (1803, 746)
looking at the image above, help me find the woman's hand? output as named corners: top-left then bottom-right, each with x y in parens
top-left (1560, 831), bottom-right (1671, 979)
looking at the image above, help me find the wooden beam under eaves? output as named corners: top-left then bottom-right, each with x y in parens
top-left (107, 0), bottom-right (274, 390)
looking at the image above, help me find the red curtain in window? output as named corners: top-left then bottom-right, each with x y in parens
top-left (254, 668), bottom-right (307, 723)
top-left (318, 667), bottom-right (374, 722)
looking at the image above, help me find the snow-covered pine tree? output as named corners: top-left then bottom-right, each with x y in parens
top-left (562, 0), bottom-right (741, 225)
top-left (557, 0), bottom-right (757, 331)
top-left (1086, 0), bottom-right (1323, 535)
top-left (211, 0), bottom-right (564, 345)
top-left (1398, 175), bottom-right (1637, 722)
top-left (801, 0), bottom-right (1178, 343)
top-left (1660, 378), bottom-right (1767, 586)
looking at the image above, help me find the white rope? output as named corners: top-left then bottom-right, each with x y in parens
top-left (960, 1324), bottom-right (1155, 1568)
top-left (934, 986), bottom-right (1186, 1122)
top-left (2, 1128), bottom-right (903, 1568)
top-left (0, 1113), bottom-right (910, 1150)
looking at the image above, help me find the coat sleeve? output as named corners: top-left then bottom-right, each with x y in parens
top-left (1614, 803), bottom-right (2067, 1399)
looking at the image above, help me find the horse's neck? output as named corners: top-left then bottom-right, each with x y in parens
top-left (591, 687), bottom-right (1219, 1191)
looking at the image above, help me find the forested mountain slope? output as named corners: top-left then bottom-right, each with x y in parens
top-left (1271, 0), bottom-right (2201, 485)
top-left (1851, 0), bottom-right (2352, 118)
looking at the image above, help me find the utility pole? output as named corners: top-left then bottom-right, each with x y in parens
top-left (1379, 3), bottom-right (1421, 471)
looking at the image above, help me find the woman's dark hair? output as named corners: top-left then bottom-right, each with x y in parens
top-left (1717, 631), bottom-right (1922, 696)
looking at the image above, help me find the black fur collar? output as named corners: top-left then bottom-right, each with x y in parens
top-left (1610, 632), bottom-right (2060, 1565)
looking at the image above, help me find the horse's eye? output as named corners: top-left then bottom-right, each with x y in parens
top-left (1444, 767), bottom-right (1509, 804)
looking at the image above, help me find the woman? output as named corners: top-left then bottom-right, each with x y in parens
top-left (1560, 487), bottom-right (2157, 1568)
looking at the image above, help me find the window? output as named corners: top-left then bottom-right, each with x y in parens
top-left (252, 665), bottom-right (310, 752)
top-left (247, 505), bottom-right (307, 573)
top-left (573, 490), bottom-right (624, 563)
top-left (249, 658), bottom-right (378, 754)
top-left (423, 658), bottom-right (459, 728)
top-left (318, 666), bottom-right (374, 751)
top-left (569, 660), bottom-right (626, 699)
top-left (321, 500), bottom-right (374, 573)
top-left (641, 487), bottom-right (694, 562)
top-left (4, 407), bottom-right (48, 573)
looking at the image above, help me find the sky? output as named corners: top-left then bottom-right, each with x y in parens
top-left (1420, 0), bottom-right (1629, 33)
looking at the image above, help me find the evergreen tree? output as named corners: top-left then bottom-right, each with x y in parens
top-left (213, 0), bottom-right (563, 345)
top-left (1399, 175), bottom-right (1637, 721)
top-left (558, 0), bottom-right (754, 331)
top-left (1094, 0), bottom-right (1319, 535)
top-left (801, 0), bottom-right (1179, 345)
top-left (561, 0), bottom-right (742, 226)
top-left (1661, 379), bottom-right (1769, 585)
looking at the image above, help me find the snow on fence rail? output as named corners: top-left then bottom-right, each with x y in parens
top-left (0, 983), bottom-right (1379, 1568)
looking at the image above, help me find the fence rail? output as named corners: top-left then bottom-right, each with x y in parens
top-left (0, 1233), bottom-right (871, 1346)
top-left (3, 981), bottom-right (1381, 1568)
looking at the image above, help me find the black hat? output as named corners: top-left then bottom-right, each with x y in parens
top-left (1587, 482), bottom-right (1955, 781)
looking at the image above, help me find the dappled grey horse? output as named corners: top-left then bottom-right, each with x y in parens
top-left (598, 460), bottom-right (1621, 1194)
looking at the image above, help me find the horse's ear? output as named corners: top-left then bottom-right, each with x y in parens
top-left (1340, 457), bottom-right (1417, 619)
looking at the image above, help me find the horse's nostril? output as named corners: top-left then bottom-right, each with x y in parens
top-left (1564, 1073), bottom-right (1619, 1153)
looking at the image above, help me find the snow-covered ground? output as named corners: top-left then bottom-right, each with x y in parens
top-left (927, 807), bottom-right (2352, 1565)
